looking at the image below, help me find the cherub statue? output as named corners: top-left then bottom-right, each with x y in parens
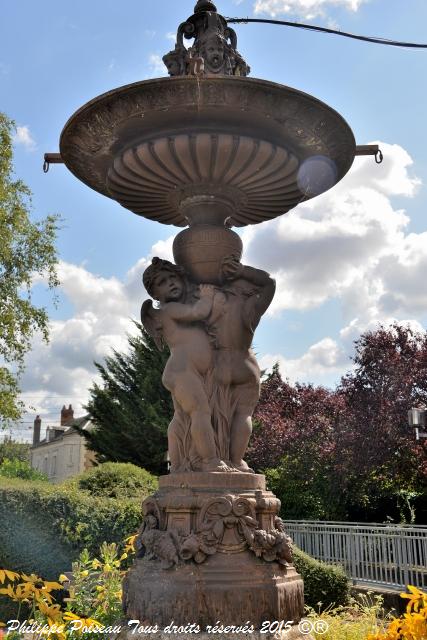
top-left (206, 255), bottom-right (276, 472)
top-left (141, 258), bottom-right (228, 473)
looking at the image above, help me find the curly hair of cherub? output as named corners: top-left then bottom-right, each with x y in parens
top-left (142, 257), bottom-right (186, 298)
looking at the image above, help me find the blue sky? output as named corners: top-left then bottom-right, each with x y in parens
top-left (1, 0), bottom-right (427, 438)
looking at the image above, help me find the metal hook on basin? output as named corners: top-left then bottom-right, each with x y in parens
top-left (43, 153), bottom-right (64, 173)
top-left (375, 149), bottom-right (384, 164)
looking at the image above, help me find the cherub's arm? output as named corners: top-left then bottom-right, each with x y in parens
top-left (222, 255), bottom-right (276, 317)
top-left (165, 285), bottom-right (215, 323)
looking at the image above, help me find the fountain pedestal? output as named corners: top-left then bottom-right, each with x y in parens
top-left (123, 473), bottom-right (304, 628)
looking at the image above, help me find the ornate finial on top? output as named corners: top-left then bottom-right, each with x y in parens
top-left (162, 2), bottom-right (250, 78)
top-left (194, 0), bottom-right (217, 12)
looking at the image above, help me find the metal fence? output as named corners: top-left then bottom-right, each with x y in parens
top-left (285, 520), bottom-right (427, 590)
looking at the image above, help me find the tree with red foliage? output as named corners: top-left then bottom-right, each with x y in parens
top-left (247, 365), bottom-right (346, 519)
top-left (337, 323), bottom-right (427, 521)
top-left (247, 325), bottom-right (427, 522)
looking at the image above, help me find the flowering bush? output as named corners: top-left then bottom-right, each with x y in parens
top-left (0, 536), bottom-right (136, 639)
top-left (366, 586), bottom-right (427, 640)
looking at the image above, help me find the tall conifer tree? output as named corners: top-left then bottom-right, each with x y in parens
top-left (80, 325), bottom-right (172, 475)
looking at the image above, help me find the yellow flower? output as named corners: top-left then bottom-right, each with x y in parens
top-left (37, 600), bottom-right (64, 621)
top-left (20, 573), bottom-right (61, 590)
top-left (103, 564), bottom-right (112, 572)
top-left (0, 584), bottom-right (15, 599)
top-left (124, 534), bottom-right (137, 554)
top-left (91, 559), bottom-right (101, 570)
top-left (81, 570), bottom-right (89, 577)
top-left (58, 574), bottom-right (69, 583)
top-left (368, 587), bottom-right (427, 640)
top-left (119, 552), bottom-right (128, 561)
top-left (63, 612), bottom-right (102, 635)
top-left (401, 585), bottom-right (426, 614)
top-left (14, 574), bottom-right (62, 604)
top-left (0, 569), bottom-right (20, 584)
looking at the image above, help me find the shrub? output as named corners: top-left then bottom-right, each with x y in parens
top-left (71, 462), bottom-right (158, 498)
top-left (0, 478), bottom-right (143, 579)
top-left (293, 547), bottom-right (349, 609)
top-left (0, 458), bottom-right (48, 481)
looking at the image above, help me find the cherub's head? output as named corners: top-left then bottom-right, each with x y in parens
top-left (162, 48), bottom-right (185, 77)
top-left (143, 258), bottom-right (186, 303)
top-left (201, 33), bottom-right (225, 70)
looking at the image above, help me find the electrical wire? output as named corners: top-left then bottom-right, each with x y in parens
top-left (225, 17), bottom-right (427, 49)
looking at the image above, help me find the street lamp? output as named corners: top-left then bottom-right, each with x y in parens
top-left (408, 408), bottom-right (427, 440)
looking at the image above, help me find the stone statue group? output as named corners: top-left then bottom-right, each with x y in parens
top-left (141, 255), bottom-right (275, 473)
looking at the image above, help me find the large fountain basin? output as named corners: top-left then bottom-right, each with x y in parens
top-left (60, 75), bottom-right (356, 227)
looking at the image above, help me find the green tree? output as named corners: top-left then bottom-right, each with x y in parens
top-left (0, 113), bottom-right (59, 424)
top-left (0, 437), bottom-right (30, 464)
top-left (79, 324), bottom-right (173, 475)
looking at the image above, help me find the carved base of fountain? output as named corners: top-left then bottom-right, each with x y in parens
top-left (123, 473), bottom-right (304, 628)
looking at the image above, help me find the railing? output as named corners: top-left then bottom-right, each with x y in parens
top-left (284, 520), bottom-right (427, 590)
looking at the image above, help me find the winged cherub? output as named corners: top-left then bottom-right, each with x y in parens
top-left (141, 258), bottom-right (227, 473)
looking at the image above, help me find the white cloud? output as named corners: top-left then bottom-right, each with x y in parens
top-left (148, 53), bottom-right (167, 76)
top-left (244, 141), bottom-right (426, 383)
top-left (244, 142), bottom-right (420, 319)
top-left (259, 337), bottom-right (348, 384)
top-left (166, 32), bottom-right (176, 43)
top-left (254, 0), bottom-right (366, 19)
top-left (13, 125), bottom-right (36, 151)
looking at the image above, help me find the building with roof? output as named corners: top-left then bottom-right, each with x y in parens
top-left (30, 405), bottom-right (96, 483)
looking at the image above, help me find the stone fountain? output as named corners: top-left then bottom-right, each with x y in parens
top-left (55, 0), bottom-right (376, 634)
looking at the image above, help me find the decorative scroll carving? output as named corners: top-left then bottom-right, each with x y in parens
top-left (136, 494), bottom-right (293, 569)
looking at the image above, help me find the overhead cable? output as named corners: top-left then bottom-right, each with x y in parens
top-left (225, 17), bottom-right (427, 49)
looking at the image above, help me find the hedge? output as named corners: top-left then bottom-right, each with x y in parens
top-left (0, 478), bottom-right (142, 579)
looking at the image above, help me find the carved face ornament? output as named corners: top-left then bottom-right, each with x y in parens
top-left (202, 35), bottom-right (225, 70)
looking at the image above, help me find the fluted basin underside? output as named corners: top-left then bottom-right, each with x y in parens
top-left (60, 76), bottom-right (356, 227)
top-left (108, 133), bottom-right (301, 226)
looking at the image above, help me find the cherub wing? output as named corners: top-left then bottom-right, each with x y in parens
top-left (141, 299), bottom-right (164, 351)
